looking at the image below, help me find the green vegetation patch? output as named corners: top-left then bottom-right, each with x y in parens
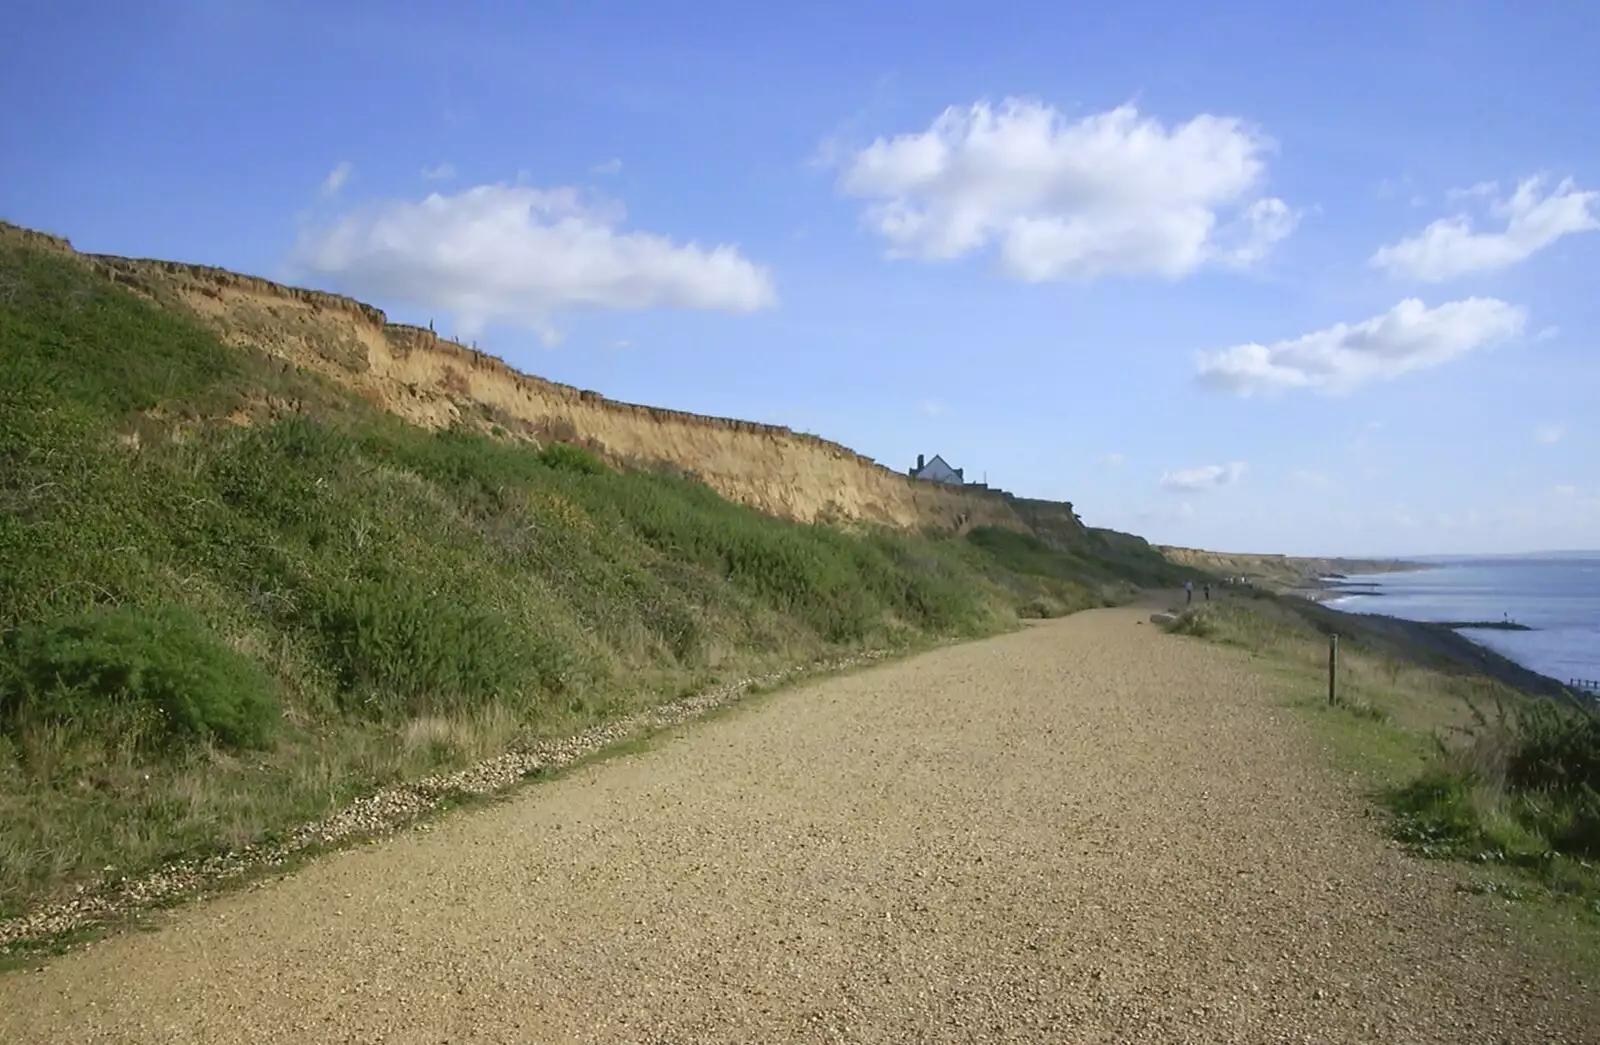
top-left (1388, 697), bottom-right (1600, 915)
top-left (2, 604), bottom-right (278, 751)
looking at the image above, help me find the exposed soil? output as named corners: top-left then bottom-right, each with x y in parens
top-left (2, 608), bottom-right (1593, 1043)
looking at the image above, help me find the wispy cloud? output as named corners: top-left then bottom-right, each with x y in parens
top-left (1100, 452), bottom-right (1125, 467)
top-left (1445, 180), bottom-right (1499, 201)
top-left (919, 399), bottom-right (945, 417)
top-left (1371, 175), bottom-right (1600, 281)
top-left (1160, 461), bottom-right (1246, 492)
top-left (320, 161), bottom-right (353, 198)
top-left (1196, 298), bottom-right (1526, 397)
top-left (1534, 423), bottom-right (1564, 445)
top-left (809, 72), bottom-right (900, 171)
top-left (421, 162), bottom-right (456, 181)
top-left (591, 158), bottom-right (623, 176)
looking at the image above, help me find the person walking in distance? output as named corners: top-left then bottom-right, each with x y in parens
top-left (1203, 582), bottom-right (1211, 602)
top-left (1184, 579), bottom-right (1193, 605)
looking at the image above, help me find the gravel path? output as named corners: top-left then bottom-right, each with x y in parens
top-left (3, 608), bottom-right (1594, 1043)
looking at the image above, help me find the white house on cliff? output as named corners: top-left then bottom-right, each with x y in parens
top-left (909, 453), bottom-right (964, 485)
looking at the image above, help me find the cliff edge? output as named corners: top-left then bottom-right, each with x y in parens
top-left (2, 222), bottom-right (1046, 536)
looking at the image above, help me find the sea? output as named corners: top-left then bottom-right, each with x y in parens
top-left (1323, 554), bottom-right (1600, 689)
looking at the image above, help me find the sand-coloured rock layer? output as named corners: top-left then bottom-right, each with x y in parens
top-left (3, 222), bottom-right (1076, 537)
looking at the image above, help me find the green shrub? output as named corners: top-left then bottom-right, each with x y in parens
top-left (1389, 769), bottom-right (1488, 859)
top-left (207, 416), bottom-right (352, 532)
top-left (1502, 698), bottom-right (1600, 795)
top-left (0, 604), bottom-right (278, 749)
top-left (1491, 699), bottom-right (1600, 860)
top-left (1390, 694), bottom-right (1600, 890)
top-left (305, 573), bottom-right (568, 714)
top-left (1551, 785), bottom-right (1600, 860)
top-left (537, 441), bottom-right (608, 475)
top-left (1017, 598), bottom-right (1057, 619)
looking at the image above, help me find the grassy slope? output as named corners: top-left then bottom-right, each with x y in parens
top-left (1158, 594), bottom-right (1600, 973)
top-left (0, 236), bottom-right (1184, 915)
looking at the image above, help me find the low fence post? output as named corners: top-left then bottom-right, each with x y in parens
top-left (1327, 634), bottom-right (1339, 706)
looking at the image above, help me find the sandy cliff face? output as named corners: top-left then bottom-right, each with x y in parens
top-left (6, 223), bottom-right (1031, 534)
top-left (1007, 497), bottom-right (1089, 545)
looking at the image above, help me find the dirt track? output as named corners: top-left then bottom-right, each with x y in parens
top-left (2, 608), bottom-right (1594, 1043)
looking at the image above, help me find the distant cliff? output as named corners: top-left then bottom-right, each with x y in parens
top-left (1158, 546), bottom-right (1421, 589)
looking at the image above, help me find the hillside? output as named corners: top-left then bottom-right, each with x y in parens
top-left (0, 222), bottom-right (1190, 915)
top-left (2, 223), bottom-right (1070, 536)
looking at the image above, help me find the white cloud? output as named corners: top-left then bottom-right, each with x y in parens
top-left (421, 162), bottom-right (456, 181)
top-left (1196, 297), bottom-right (1527, 397)
top-left (1534, 423), bottom-right (1564, 444)
top-left (292, 183), bottom-right (777, 338)
top-left (1218, 197), bottom-right (1301, 266)
top-left (832, 98), bottom-right (1295, 282)
top-left (1371, 175), bottom-right (1600, 281)
top-left (320, 161), bottom-right (353, 197)
top-left (592, 158), bottom-right (623, 175)
top-left (612, 339), bottom-right (632, 349)
top-left (1290, 468), bottom-right (1330, 488)
top-left (1445, 180), bottom-right (1499, 201)
top-left (1160, 461), bottom-right (1246, 492)
top-left (1554, 484), bottom-right (1578, 498)
top-left (919, 399), bottom-right (945, 417)
top-left (1100, 452), bottom-right (1125, 467)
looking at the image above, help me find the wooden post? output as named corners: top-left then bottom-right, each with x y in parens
top-left (1328, 634), bottom-right (1339, 706)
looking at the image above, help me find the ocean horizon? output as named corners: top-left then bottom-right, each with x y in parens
top-left (1396, 549), bottom-right (1600, 563)
top-left (1325, 554), bottom-right (1600, 688)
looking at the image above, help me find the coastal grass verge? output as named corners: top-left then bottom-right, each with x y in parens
top-left (1158, 596), bottom-right (1600, 949)
top-left (0, 643), bottom-right (921, 969)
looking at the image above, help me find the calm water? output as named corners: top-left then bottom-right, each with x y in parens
top-left (1325, 555), bottom-right (1600, 686)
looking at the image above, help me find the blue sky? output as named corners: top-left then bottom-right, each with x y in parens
top-left (4, 0), bottom-right (1598, 556)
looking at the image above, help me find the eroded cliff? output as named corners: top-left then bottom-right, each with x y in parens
top-left (4, 222), bottom-right (1039, 535)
